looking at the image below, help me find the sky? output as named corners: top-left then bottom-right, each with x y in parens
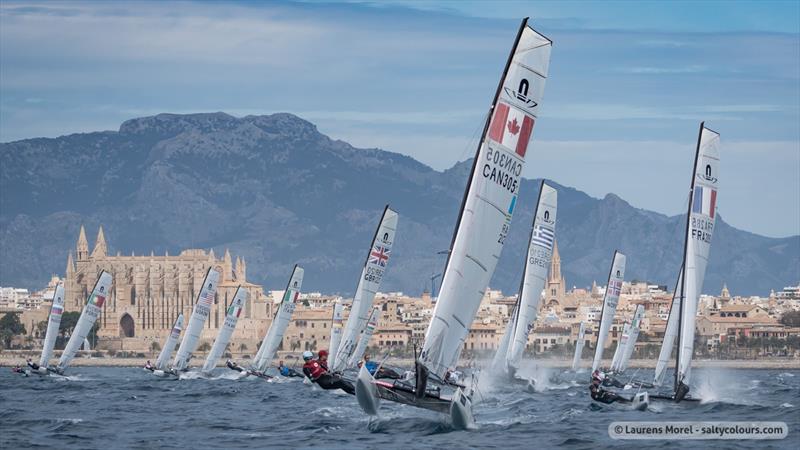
top-left (1, 0), bottom-right (798, 238)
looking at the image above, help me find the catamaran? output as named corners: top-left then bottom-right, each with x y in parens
top-left (161, 267), bottom-right (221, 377)
top-left (615, 304), bottom-right (644, 374)
top-left (228, 265), bottom-right (304, 379)
top-left (348, 306), bottom-right (381, 368)
top-left (22, 283), bottom-right (66, 376)
top-left (199, 287), bottom-right (247, 376)
top-left (53, 271), bottom-right (112, 375)
top-left (355, 17), bottom-right (552, 429)
top-left (327, 300), bottom-right (344, 369)
top-left (332, 206), bottom-right (398, 374)
top-left (491, 181), bottom-right (557, 386)
top-left (148, 314), bottom-right (184, 376)
top-left (650, 123), bottom-right (720, 403)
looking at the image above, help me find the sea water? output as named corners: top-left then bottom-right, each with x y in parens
top-left (1, 367), bottom-right (797, 449)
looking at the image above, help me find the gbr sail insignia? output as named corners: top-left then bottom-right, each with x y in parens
top-left (355, 17), bottom-right (552, 429)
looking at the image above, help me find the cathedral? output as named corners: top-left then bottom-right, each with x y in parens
top-left (544, 240), bottom-right (566, 308)
top-left (64, 226), bottom-right (273, 352)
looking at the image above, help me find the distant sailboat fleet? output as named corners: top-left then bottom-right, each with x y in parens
top-left (13, 17), bottom-right (721, 430)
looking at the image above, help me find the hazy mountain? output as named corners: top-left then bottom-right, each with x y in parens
top-left (1, 112), bottom-right (797, 296)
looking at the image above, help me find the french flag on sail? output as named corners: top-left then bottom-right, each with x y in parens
top-left (692, 186), bottom-right (717, 218)
top-left (488, 102), bottom-right (534, 158)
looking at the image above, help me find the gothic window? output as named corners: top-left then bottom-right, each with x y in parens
top-left (131, 286), bottom-right (136, 306)
top-left (120, 313), bottom-right (135, 338)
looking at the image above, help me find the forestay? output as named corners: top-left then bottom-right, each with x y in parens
top-left (618, 304), bottom-right (644, 373)
top-left (39, 283), bottom-right (65, 369)
top-left (348, 306), bottom-right (381, 367)
top-left (591, 251), bottom-right (626, 372)
top-left (57, 271), bottom-right (112, 371)
top-left (254, 265), bottom-right (304, 372)
top-left (328, 300), bottom-right (344, 369)
top-left (677, 125), bottom-right (720, 393)
top-left (571, 322), bottom-right (586, 371)
top-left (333, 207), bottom-right (398, 372)
top-left (420, 22), bottom-right (552, 379)
top-left (506, 182), bottom-right (557, 371)
top-left (653, 267), bottom-right (684, 385)
top-left (156, 314), bottom-right (184, 371)
top-left (173, 267), bottom-right (221, 371)
top-left (202, 287), bottom-right (247, 373)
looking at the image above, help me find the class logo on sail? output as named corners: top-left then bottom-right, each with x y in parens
top-left (692, 186), bottom-right (717, 218)
top-left (488, 102), bottom-right (534, 158)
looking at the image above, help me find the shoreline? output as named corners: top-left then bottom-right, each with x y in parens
top-left (1, 354), bottom-right (797, 370)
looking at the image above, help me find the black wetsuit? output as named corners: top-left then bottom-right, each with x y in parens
top-left (303, 365), bottom-right (356, 395)
top-left (590, 383), bottom-right (625, 404)
top-left (27, 361), bottom-right (40, 371)
top-left (227, 360), bottom-right (243, 372)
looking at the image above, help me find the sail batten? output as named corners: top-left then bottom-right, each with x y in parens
top-left (333, 207), bottom-right (398, 372)
top-left (420, 20), bottom-right (552, 379)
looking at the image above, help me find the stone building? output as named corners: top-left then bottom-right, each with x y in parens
top-left (63, 226), bottom-right (273, 352)
top-left (544, 240), bottom-right (566, 309)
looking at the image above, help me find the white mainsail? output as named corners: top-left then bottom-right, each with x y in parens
top-left (491, 301), bottom-right (517, 372)
top-left (420, 22), bottom-right (552, 379)
top-left (254, 265), bottom-right (304, 372)
top-left (610, 323), bottom-right (629, 372)
top-left (676, 124), bottom-right (720, 396)
top-left (618, 304), bottom-right (644, 373)
top-left (172, 267), bottom-right (221, 371)
top-left (506, 182), bottom-right (557, 371)
top-left (202, 287), bottom-right (247, 373)
top-left (333, 207), bottom-right (399, 372)
top-left (348, 306), bottom-right (381, 367)
top-left (328, 300), bottom-right (344, 369)
top-left (155, 314), bottom-right (184, 371)
top-left (57, 271), bottom-right (112, 372)
top-left (653, 267), bottom-right (684, 385)
top-left (591, 251), bottom-right (626, 372)
top-left (39, 283), bottom-right (65, 369)
top-left (571, 322), bottom-right (586, 371)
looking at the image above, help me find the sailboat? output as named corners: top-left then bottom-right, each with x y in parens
top-left (332, 206), bottom-right (398, 373)
top-left (232, 265), bottom-right (304, 379)
top-left (650, 123), bottom-right (720, 403)
top-left (327, 300), bottom-right (344, 369)
top-left (347, 306), bottom-right (381, 368)
top-left (150, 314), bottom-right (185, 376)
top-left (491, 181), bottom-right (557, 385)
top-left (355, 17), bottom-right (552, 429)
top-left (24, 283), bottom-right (65, 376)
top-left (616, 304), bottom-right (644, 374)
top-left (199, 287), bottom-right (248, 375)
top-left (162, 266), bottom-right (221, 377)
top-left (54, 271), bottom-right (113, 375)
top-left (591, 251), bottom-right (626, 374)
top-left (571, 322), bottom-right (586, 371)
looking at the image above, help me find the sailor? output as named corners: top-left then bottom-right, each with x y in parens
top-left (144, 360), bottom-right (154, 371)
top-left (317, 349), bottom-right (329, 371)
top-left (278, 360), bottom-right (302, 378)
top-left (226, 359), bottom-right (243, 372)
top-left (589, 371), bottom-right (624, 404)
top-left (303, 351), bottom-right (355, 395)
top-left (358, 354), bottom-right (401, 380)
top-left (26, 358), bottom-right (40, 371)
top-left (12, 364), bottom-right (24, 374)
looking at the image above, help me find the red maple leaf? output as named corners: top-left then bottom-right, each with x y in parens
top-left (507, 117), bottom-right (520, 135)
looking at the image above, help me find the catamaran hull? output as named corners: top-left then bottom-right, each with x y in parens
top-left (632, 392), bottom-right (649, 411)
top-left (356, 365), bottom-right (381, 415)
top-left (450, 388), bottom-right (474, 429)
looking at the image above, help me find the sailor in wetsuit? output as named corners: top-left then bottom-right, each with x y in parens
top-left (226, 359), bottom-right (244, 372)
top-left (26, 358), bottom-right (40, 371)
top-left (278, 360), bottom-right (302, 378)
top-left (317, 350), bottom-right (329, 371)
top-left (144, 360), bottom-right (154, 371)
top-left (302, 351), bottom-right (355, 395)
top-left (589, 370), bottom-right (625, 404)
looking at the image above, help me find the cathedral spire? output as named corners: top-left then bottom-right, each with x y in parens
top-left (66, 251), bottom-right (75, 275)
top-left (77, 225), bottom-right (89, 260)
top-left (549, 239), bottom-right (561, 282)
top-left (91, 225), bottom-right (107, 258)
top-left (223, 249), bottom-right (233, 281)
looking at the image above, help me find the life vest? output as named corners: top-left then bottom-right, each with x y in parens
top-left (303, 360), bottom-right (325, 380)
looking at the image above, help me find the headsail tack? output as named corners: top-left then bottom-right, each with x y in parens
top-left (591, 251), bottom-right (626, 372)
top-left (155, 314), bottom-right (184, 371)
top-left (202, 287), bottom-right (247, 373)
top-left (57, 271), bottom-right (112, 372)
top-left (253, 265), bottom-right (304, 372)
top-left (172, 267), bottom-right (221, 371)
top-left (420, 20), bottom-right (552, 379)
top-left (39, 283), bottom-right (65, 369)
top-left (333, 207), bottom-right (398, 372)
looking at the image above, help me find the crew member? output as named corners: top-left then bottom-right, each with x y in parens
top-left (589, 371), bottom-right (624, 404)
top-left (303, 351), bottom-right (355, 395)
top-left (144, 360), bottom-right (154, 371)
top-left (26, 358), bottom-right (40, 371)
top-left (226, 359), bottom-right (243, 372)
top-left (358, 354), bottom-right (401, 380)
top-left (317, 350), bottom-right (329, 371)
top-left (278, 360), bottom-right (302, 378)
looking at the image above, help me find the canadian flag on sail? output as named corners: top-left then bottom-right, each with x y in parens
top-left (488, 102), bottom-right (534, 157)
